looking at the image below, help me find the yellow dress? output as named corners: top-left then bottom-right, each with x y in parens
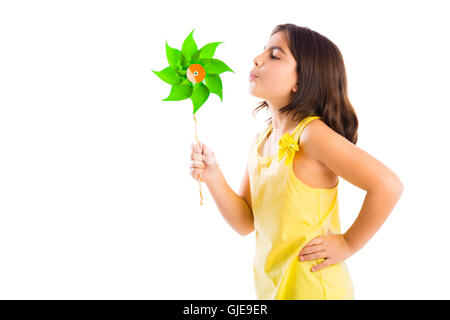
top-left (247, 115), bottom-right (355, 300)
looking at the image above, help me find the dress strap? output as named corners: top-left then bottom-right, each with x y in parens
top-left (293, 115), bottom-right (321, 143)
top-left (255, 123), bottom-right (272, 149)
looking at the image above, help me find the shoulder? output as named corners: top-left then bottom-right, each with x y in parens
top-left (299, 119), bottom-right (341, 163)
top-left (249, 131), bottom-right (261, 150)
top-left (252, 132), bottom-right (260, 145)
top-left (254, 131), bottom-right (260, 142)
top-left (299, 118), bottom-right (334, 144)
top-left (252, 126), bottom-right (268, 146)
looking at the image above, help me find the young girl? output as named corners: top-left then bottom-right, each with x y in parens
top-left (189, 24), bottom-right (403, 300)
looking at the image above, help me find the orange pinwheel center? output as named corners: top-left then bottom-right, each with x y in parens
top-left (187, 64), bottom-right (206, 84)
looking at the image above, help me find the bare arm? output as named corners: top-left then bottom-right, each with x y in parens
top-left (202, 134), bottom-right (259, 236)
top-left (301, 120), bottom-right (404, 255)
top-left (236, 134), bottom-right (259, 235)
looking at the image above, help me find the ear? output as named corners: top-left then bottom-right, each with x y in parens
top-left (292, 82), bottom-right (299, 93)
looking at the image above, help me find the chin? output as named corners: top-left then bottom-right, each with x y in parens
top-left (248, 84), bottom-right (264, 99)
top-left (249, 91), bottom-right (264, 99)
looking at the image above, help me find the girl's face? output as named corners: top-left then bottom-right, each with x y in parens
top-left (249, 31), bottom-right (298, 104)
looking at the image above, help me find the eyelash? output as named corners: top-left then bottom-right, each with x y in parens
top-left (270, 54), bottom-right (279, 60)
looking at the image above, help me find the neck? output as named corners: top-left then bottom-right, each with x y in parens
top-left (269, 111), bottom-right (298, 137)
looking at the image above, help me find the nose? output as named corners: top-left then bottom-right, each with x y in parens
top-left (253, 52), bottom-right (263, 67)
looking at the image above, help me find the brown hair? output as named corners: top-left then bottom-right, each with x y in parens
top-left (252, 24), bottom-right (358, 144)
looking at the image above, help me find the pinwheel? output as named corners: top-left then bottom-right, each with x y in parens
top-left (152, 28), bottom-right (234, 205)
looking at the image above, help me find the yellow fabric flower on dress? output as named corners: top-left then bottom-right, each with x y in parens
top-left (278, 132), bottom-right (299, 164)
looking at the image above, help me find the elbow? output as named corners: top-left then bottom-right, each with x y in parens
top-left (378, 176), bottom-right (404, 199)
top-left (238, 202), bottom-right (254, 236)
top-left (368, 174), bottom-right (404, 198)
top-left (391, 176), bottom-right (404, 198)
top-left (397, 180), bottom-right (404, 196)
top-left (239, 224), bottom-right (255, 237)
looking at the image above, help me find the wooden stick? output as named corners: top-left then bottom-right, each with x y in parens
top-left (193, 113), bottom-right (203, 206)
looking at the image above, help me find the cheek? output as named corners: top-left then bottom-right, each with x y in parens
top-left (267, 75), bottom-right (294, 95)
top-left (267, 66), bottom-right (295, 88)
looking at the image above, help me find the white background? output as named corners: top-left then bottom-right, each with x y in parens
top-left (0, 0), bottom-right (449, 299)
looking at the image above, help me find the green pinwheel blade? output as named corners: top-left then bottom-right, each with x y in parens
top-left (162, 83), bottom-right (193, 101)
top-left (165, 40), bottom-right (182, 70)
top-left (201, 58), bottom-right (234, 75)
top-left (152, 66), bottom-right (183, 85)
top-left (191, 82), bottom-right (210, 114)
top-left (181, 29), bottom-right (198, 69)
top-left (191, 41), bottom-right (224, 62)
top-left (205, 74), bottom-right (223, 102)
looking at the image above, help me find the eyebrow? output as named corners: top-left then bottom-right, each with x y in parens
top-left (263, 45), bottom-right (287, 55)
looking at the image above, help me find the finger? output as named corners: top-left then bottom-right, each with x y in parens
top-left (189, 168), bottom-right (204, 180)
top-left (311, 259), bottom-right (331, 272)
top-left (299, 241), bottom-right (322, 251)
top-left (199, 145), bottom-right (216, 164)
top-left (298, 245), bottom-right (324, 256)
top-left (191, 152), bottom-right (203, 161)
top-left (192, 142), bottom-right (202, 154)
top-left (200, 142), bottom-right (217, 158)
top-left (190, 160), bottom-right (205, 169)
top-left (191, 143), bottom-right (203, 157)
top-left (189, 168), bottom-right (196, 177)
top-left (298, 238), bottom-right (323, 255)
top-left (191, 142), bottom-right (201, 154)
top-left (201, 142), bottom-right (217, 158)
top-left (200, 142), bottom-right (211, 154)
top-left (299, 251), bottom-right (326, 261)
top-left (303, 236), bottom-right (324, 248)
top-left (190, 152), bottom-right (202, 161)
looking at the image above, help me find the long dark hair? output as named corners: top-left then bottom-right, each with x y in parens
top-left (252, 24), bottom-right (358, 144)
